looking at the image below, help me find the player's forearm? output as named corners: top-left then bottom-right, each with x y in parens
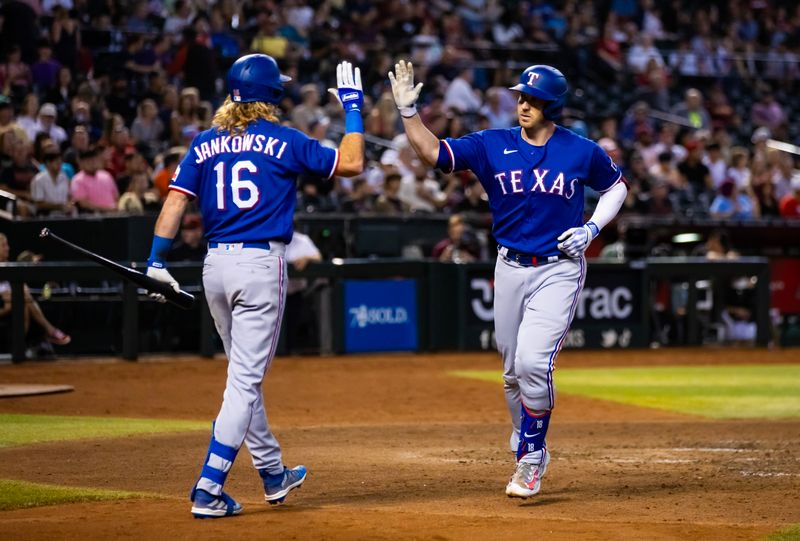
top-left (587, 181), bottom-right (628, 231)
top-left (401, 114), bottom-right (440, 166)
top-left (335, 133), bottom-right (364, 177)
top-left (153, 190), bottom-right (189, 240)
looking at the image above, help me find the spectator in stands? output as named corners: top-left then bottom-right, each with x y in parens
top-left (50, 5), bottom-right (80, 71)
top-left (455, 177), bottom-right (491, 214)
top-left (751, 89), bottom-right (786, 135)
top-left (366, 91), bottom-right (401, 140)
top-left (627, 33), bottom-right (664, 74)
top-left (2, 45), bottom-right (32, 99)
top-left (726, 147), bottom-right (751, 191)
top-left (649, 151), bottom-right (682, 190)
top-left (432, 214), bottom-right (481, 263)
top-left (0, 95), bottom-right (15, 132)
top-left (291, 84), bottom-right (325, 135)
top-left (31, 40), bottom-right (60, 92)
top-left (0, 139), bottom-right (38, 215)
top-left (399, 160), bottom-right (447, 213)
top-left (703, 142), bottom-right (728, 190)
top-left (480, 87), bottom-right (515, 129)
top-left (168, 213), bottom-right (206, 262)
top-left (595, 20), bottom-right (624, 79)
top-left (153, 148), bottom-right (183, 200)
top-left (30, 148), bottom-right (72, 216)
top-left (17, 93), bottom-right (39, 142)
top-left (284, 225), bottom-right (323, 354)
top-left (779, 172), bottom-right (800, 219)
top-left (131, 98), bottom-right (164, 150)
top-left (170, 87), bottom-right (200, 145)
top-left (250, 13), bottom-right (289, 60)
top-left (752, 175), bottom-right (780, 218)
top-left (706, 85), bottom-right (737, 130)
top-left (0, 233), bottom-right (71, 348)
top-left (35, 103), bottom-right (67, 146)
top-left (709, 179), bottom-right (756, 220)
top-left (182, 23), bottom-right (218, 101)
top-left (117, 171), bottom-right (159, 214)
top-left (373, 172), bottom-right (408, 215)
top-left (70, 147), bottom-right (119, 213)
top-left (644, 180), bottom-right (674, 216)
top-left (164, 0), bottom-right (195, 36)
top-left (46, 66), bottom-right (74, 119)
top-left (339, 177), bottom-right (374, 213)
top-left (62, 125), bottom-right (89, 174)
top-left (671, 88), bottom-right (712, 130)
top-left (678, 140), bottom-right (712, 196)
top-left (443, 67), bottom-right (482, 114)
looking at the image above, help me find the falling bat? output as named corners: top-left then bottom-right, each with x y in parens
top-left (39, 228), bottom-right (195, 309)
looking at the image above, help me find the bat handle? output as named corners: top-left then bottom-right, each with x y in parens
top-left (40, 228), bottom-right (51, 238)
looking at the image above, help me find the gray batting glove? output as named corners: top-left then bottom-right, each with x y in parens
top-left (145, 265), bottom-right (180, 303)
top-left (388, 59), bottom-right (423, 118)
top-left (557, 225), bottom-right (595, 258)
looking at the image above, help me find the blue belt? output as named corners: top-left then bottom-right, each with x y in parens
top-left (208, 241), bottom-right (271, 250)
top-left (498, 245), bottom-right (568, 267)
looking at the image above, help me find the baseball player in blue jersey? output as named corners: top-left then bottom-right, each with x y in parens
top-left (389, 61), bottom-right (628, 499)
top-left (145, 54), bottom-right (365, 518)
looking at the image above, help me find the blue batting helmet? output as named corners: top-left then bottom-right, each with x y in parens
top-left (227, 54), bottom-right (291, 105)
top-left (509, 65), bottom-right (568, 120)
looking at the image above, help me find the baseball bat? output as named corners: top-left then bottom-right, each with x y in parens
top-left (39, 228), bottom-right (196, 310)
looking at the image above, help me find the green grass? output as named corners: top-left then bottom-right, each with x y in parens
top-left (451, 364), bottom-right (800, 419)
top-left (0, 479), bottom-right (155, 511)
top-left (761, 525), bottom-right (800, 541)
top-left (0, 413), bottom-right (207, 448)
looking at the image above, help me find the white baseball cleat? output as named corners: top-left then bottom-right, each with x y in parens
top-left (505, 449), bottom-right (551, 498)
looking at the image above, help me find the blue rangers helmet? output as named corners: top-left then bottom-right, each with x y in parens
top-left (227, 54), bottom-right (291, 105)
top-left (509, 65), bottom-right (568, 120)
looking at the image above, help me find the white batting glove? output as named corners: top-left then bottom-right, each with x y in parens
top-left (388, 60), bottom-right (423, 118)
top-left (145, 265), bottom-right (180, 303)
top-left (557, 222), bottom-right (599, 258)
top-left (327, 61), bottom-right (364, 112)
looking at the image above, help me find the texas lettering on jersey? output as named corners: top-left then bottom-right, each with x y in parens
top-left (437, 126), bottom-right (621, 256)
top-left (193, 134), bottom-right (288, 164)
top-left (494, 169), bottom-right (580, 199)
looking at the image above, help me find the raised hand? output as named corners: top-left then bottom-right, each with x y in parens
top-left (327, 61), bottom-right (363, 113)
top-left (388, 60), bottom-right (424, 117)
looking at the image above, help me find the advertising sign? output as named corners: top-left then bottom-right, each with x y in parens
top-left (344, 279), bottom-right (418, 353)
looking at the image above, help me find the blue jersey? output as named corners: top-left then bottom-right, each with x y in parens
top-left (170, 119), bottom-right (338, 244)
top-left (437, 126), bottom-right (622, 256)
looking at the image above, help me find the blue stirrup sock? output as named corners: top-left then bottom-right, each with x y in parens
top-left (192, 423), bottom-right (239, 499)
top-left (516, 405), bottom-right (551, 463)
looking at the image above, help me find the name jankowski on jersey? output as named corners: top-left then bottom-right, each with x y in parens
top-left (193, 134), bottom-right (288, 164)
top-left (494, 168), bottom-right (579, 199)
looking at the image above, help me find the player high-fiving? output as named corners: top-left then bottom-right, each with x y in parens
top-left (145, 54), bottom-right (364, 518)
top-left (388, 60), bottom-right (627, 500)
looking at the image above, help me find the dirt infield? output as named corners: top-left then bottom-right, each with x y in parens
top-left (0, 348), bottom-right (798, 540)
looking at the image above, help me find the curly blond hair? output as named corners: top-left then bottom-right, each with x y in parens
top-left (212, 97), bottom-right (280, 135)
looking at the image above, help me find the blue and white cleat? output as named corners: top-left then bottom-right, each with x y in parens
top-left (190, 488), bottom-right (243, 519)
top-left (260, 465), bottom-right (307, 505)
top-left (505, 450), bottom-right (551, 499)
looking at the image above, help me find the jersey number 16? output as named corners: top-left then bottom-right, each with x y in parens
top-left (213, 160), bottom-right (260, 210)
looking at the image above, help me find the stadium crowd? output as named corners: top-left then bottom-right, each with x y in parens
top-left (1, 0), bottom-right (799, 241)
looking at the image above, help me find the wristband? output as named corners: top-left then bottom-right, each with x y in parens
top-left (399, 105), bottom-right (417, 118)
top-left (344, 110), bottom-right (364, 133)
top-left (585, 221), bottom-right (600, 239)
top-left (148, 235), bottom-right (173, 267)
